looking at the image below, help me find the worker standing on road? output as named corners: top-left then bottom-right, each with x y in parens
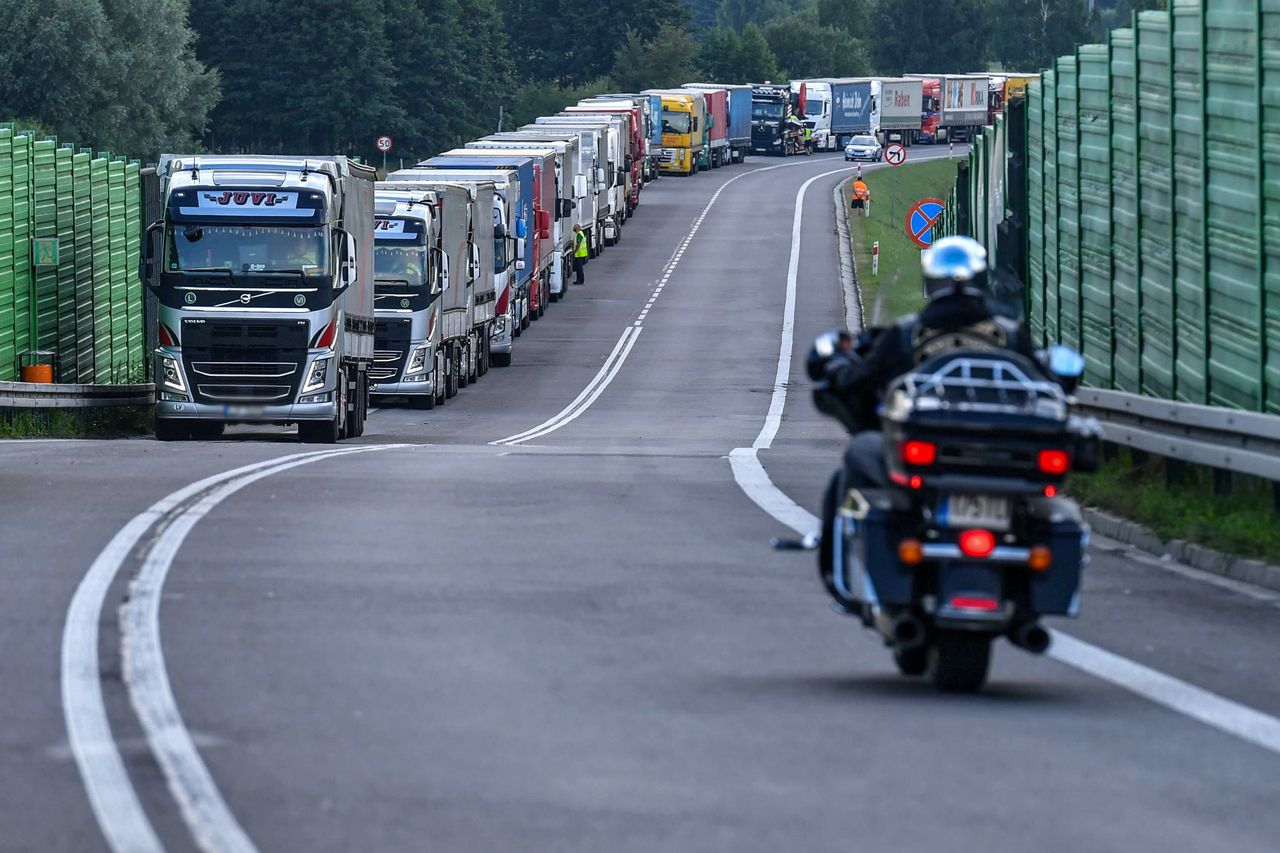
top-left (803, 124), bottom-right (814, 155)
top-left (852, 177), bottom-right (871, 217)
top-left (573, 224), bottom-right (588, 285)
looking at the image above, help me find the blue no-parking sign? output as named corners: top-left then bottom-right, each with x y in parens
top-left (906, 198), bottom-right (946, 249)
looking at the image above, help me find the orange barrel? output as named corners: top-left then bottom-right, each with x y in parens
top-left (21, 364), bottom-right (54, 383)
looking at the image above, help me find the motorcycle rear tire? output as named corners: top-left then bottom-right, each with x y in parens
top-left (929, 631), bottom-right (992, 693)
top-left (893, 646), bottom-right (929, 677)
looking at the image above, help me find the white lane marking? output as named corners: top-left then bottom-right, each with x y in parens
top-left (725, 161), bottom-right (1280, 758)
top-left (489, 158), bottom-right (831, 448)
top-left (122, 444), bottom-right (402, 853)
top-left (62, 447), bottom-right (408, 852)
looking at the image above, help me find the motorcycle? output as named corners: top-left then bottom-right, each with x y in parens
top-left (809, 334), bottom-right (1101, 692)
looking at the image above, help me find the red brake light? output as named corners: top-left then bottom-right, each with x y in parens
top-left (313, 318), bottom-right (338, 349)
top-left (158, 322), bottom-right (177, 347)
top-left (958, 529), bottom-right (996, 558)
top-left (902, 440), bottom-right (937, 466)
top-left (908, 475), bottom-right (923, 490)
top-left (949, 595), bottom-right (1000, 612)
top-left (1044, 485), bottom-right (1058, 498)
top-left (1038, 449), bottom-right (1070, 475)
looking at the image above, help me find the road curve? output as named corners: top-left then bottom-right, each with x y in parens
top-left (3, 151), bottom-right (1279, 852)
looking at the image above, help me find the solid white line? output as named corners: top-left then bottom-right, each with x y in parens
top-left (61, 448), bottom-right (366, 853)
top-left (752, 166), bottom-right (858, 451)
top-left (122, 445), bottom-right (402, 853)
top-left (724, 158), bottom-right (1280, 758)
top-left (491, 328), bottom-right (635, 446)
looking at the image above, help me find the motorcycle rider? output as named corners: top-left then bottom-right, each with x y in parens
top-left (813, 235), bottom-right (1034, 601)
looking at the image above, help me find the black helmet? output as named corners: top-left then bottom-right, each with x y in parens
top-left (806, 329), bottom-right (852, 381)
top-left (921, 235), bottom-right (989, 301)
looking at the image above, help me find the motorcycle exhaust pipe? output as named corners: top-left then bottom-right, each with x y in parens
top-left (1009, 622), bottom-right (1052, 655)
top-left (889, 614), bottom-right (927, 651)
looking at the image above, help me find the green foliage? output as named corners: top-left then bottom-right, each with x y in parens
top-left (0, 0), bottom-right (216, 158)
top-left (989, 0), bottom-right (1097, 71)
top-left (815, 0), bottom-right (871, 36)
top-left (764, 11), bottom-right (872, 79)
top-left (506, 79), bottom-right (610, 130)
top-left (714, 0), bottom-right (806, 32)
top-left (1069, 450), bottom-right (1280, 564)
top-left (611, 25), bottom-right (701, 92)
top-left (698, 24), bottom-right (779, 83)
top-left (500, 0), bottom-right (690, 86)
top-left (870, 0), bottom-right (990, 76)
top-left (0, 406), bottom-right (153, 439)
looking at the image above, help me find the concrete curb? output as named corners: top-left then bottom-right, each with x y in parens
top-left (1083, 507), bottom-right (1280, 593)
top-left (833, 178), bottom-right (864, 333)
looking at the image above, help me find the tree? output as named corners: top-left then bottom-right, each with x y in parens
top-left (714, 0), bottom-right (803, 32)
top-left (870, 0), bottom-right (989, 76)
top-left (764, 11), bottom-right (872, 79)
top-left (815, 0), bottom-right (872, 36)
top-left (989, 0), bottom-right (1098, 71)
top-left (697, 24), bottom-right (779, 83)
top-left (611, 25), bottom-right (700, 91)
top-left (0, 0), bottom-right (217, 157)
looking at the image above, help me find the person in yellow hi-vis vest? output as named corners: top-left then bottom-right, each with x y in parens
top-left (573, 224), bottom-right (589, 285)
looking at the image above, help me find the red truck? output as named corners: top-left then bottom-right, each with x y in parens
top-left (565, 101), bottom-right (644, 214)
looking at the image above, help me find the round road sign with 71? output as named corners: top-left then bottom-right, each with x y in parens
top-left (885, 143), bottom-right (907, 166)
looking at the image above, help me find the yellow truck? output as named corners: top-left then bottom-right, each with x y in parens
top-left (644, 90), bottom-right (706, 176)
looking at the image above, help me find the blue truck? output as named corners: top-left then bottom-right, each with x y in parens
top-left (687, 83), bottom-right (752, 163)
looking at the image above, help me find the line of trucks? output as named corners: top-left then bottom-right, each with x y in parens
top-left (789, 73), bottom-right (1040, 152)
top-left (139, 74), bottom-right (1034, 442)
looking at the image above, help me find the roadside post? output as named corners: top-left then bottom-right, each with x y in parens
top-left (872, 241), bottom-right (879, 277)
top-left (884, 143), bottom-right (907, 222)
top-left (376, 135), bottom-right (393, 174)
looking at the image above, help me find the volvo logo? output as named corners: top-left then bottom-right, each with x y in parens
top-left (400, 298), bottom-right (410, 308)
top-left (184, 292), bottom-right (196, 305)
top-left (239, 293), bottom-right (252, 304)
top-left (294, 294), bottom-right (306, 306)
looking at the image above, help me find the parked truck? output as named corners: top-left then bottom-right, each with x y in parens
top-left (713, 83), bottom-right (753, 162)
top-left (509, 126), bottom-right (608, 254)
top-left (908, 74), bottom-right (989, 143)
top-left (646, 90), bottom-right (706, 175)
top-left (681, 85), bottom-right (728, 168)
top-left (589, 94), bottom-right (657, 181)
top-left (793, 80), bottom-right (834, 150)
top-left (367, 185), bottom-right (449, 407)
top-left (528, 117), bottom-right (623, 246)
top-left (750, 83), bottom-right (805, 156)
top-left (145, 155), bottom-right (376, 443)
top-left (461, 139), bottom-right (585, 302)
top-left (826, 78), bottom-right (874, 150)
top-left (872, 77), bottom-right (923, 145)
top-left (409, 158), bottom-right (534, 366)
top-left (564, 101), bottom-right (643, 213)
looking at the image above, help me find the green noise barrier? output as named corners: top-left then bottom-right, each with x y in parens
top-left (945, 2), bottom-right (1279, 415)
top-left (0, 126), bottom-right (143, 384)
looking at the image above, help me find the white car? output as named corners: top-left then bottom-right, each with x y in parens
top-left (844, 136), bottom-right (883, 162)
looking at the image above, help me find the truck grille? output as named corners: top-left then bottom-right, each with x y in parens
top-left (180, 318), bottom-right (308, 406)
top-left (370, 350), bottom-right (406, 382)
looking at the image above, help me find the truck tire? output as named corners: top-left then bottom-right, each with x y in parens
top-left (154, 419), bottom-right (192, 441)
top-left (467, 334), bottom-right (479, 383)
top-left (350, 371), bottom-right (367, 437)
top-left (458, 342), bottom-right (470, 389)
top-left (445, 348), bottom-right (459, 399)
top-left (434, 355), bottom-right (447, 406)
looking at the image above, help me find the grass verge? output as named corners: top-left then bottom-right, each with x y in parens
top-left (0, 406), bottom-right (154, 439)
top-left (1069, 449), bottom-right (1280, 564)
top-left (844, 156), bottom-right (963, 325)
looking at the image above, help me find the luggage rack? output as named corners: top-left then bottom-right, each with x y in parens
top-left (889, 356), bottom-right (1069, 418)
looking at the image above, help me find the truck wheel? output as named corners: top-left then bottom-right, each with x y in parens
top-left (458, 342), bottom-right (471, 389)
top-left (154, 419), bottom-right (193, 441)
top-left (928, 630), bottom-right (992, 693)
top-left (350, 371), bottom-right (367, 437)
top-left (468, 334), bottom-right (479, 383)
top-left (446, 349), bottom-right (459, 399)
top-left (434, 356), bottom-right (447, 406)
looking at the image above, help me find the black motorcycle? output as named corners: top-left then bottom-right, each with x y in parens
top-left (810, 335), bottom-right (1100, 692)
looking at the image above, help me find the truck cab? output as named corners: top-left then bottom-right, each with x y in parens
top-left (146, 155), bottom-right (375, 443)
top-left (645, 90), bottom-right (704, 175)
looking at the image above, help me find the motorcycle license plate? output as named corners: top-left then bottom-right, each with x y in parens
top-left (941, 494), bottom-right (1011, 531)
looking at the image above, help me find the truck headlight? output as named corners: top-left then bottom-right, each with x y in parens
top-left (160, 356), bottom-right (186, 393)
top-left (405, 345), bottom-right (429, 375)
top-left (772, 139), bottom-right (782, 146)
top-left (302, 357), bottom-right (330, 393)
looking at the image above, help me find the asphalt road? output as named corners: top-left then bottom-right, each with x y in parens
top-left (3, 151), bottom-right (1279, 853)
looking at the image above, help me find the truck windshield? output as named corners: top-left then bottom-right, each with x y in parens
top-left (752, 102), bottom-right (784, 120)
top-left (661, 111), bottom-right (691, 134)
top-left (374, 245), bottom-right (430, 289)
top-left (804, 101), bottom-right (824, 117)
top-left (166, 225), bottom-right (328, 283)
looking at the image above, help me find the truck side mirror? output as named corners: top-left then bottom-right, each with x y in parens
top-left (340, 232), bottom-right (357, 290)
top-left (469, 242), bottom-right (481, 281)
top-left (515, 237), bottom-right (526, 269)
top-left (573, 174), bottom-right (588, 199)
top-left (558, 198), bottom-right (575, 217)
top-left (595, 166), bottom-right (606, 186)
top-left (139, 220), bottom-right (164, 287)
top-left (515, 218), bottom-right (528, 239)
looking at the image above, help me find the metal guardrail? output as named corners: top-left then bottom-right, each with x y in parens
top-left (1076, 388), bottom-right (1280, 482)
top-left (0, 381), bottom-right (154, 409)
